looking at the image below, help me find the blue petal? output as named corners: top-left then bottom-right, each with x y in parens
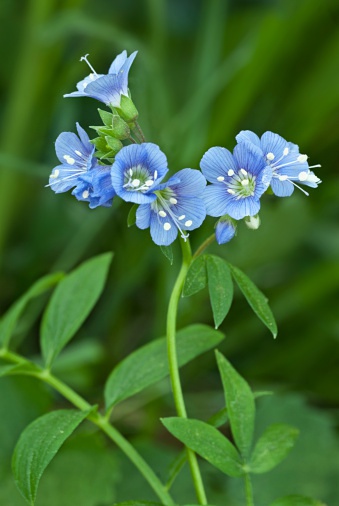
top-left (254, 166), bottom-right (272, 198)
top-left (270, 177), bottom-right (294, 197)
top-left (136, 204), bottom-right (151, 229)
top-left (200, 147), bottom-right (237, 183)
top-left (55, 128), bottom-right (93, 167)
top-left (150, 211), bottom-right (178, 246)
top-left (114, 51), bottom-right (138, 94)
top-left (171, 197), bottom-right (206, 231)
top-left (260, 131), bottom-right (288, 159)
top-left (85, 74), bottom-right (123, 106)
top-left (109, 50), bottom-right (127, 74)
top-left (203, 185), bottom-right (231, 217)
top-left (48, 165), bottom-right (84, 193)
top-left (76, 123), bottom-right (90, 146)
top-left (143, 143), bottom-right (169, 183)
top-left (166, 169), bottom-right (206, 196)
top-left (225, 196), bottom-right (260, 220)
top-left (215, 220), bottom-right (236, 244)
top-left (236, 130), bottom-right (261, 149)
top-left (64, 74), bottom-right (104, 98)
top-left (233, 142), bottom-right (267, 177)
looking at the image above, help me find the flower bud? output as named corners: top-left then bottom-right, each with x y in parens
top-left (215, 217), bottom-right (236, 244)
top-left (244, 214), bottom-right (260, 230)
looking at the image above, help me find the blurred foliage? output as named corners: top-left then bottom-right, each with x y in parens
top-left (0, 0), bottom-right (338, 504)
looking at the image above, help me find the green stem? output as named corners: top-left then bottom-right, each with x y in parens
top-left (244, 473), bottom-right (254, 506)
top-left (0, 348), bottom-right (175, 506)
top-left (134, 121), bottom-right (146, 142)
top-left (166, 238), bottom-right (207, 504)
top-left (193, 233), bottom-right (216, 259)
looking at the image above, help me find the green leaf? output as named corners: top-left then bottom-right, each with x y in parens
top-left (98, 108), bottom-right (113, 127)
top-left (206, 255), bottom-right (233, 328)
top-left (216, 350), bottom-right (255, 458)
top-left (162, 417), bottom-right (243, 477)
top-left (127, 204), bottom-right (138, 227)
top-left (40, 253), bottom-right (112, 368)
top-left (249, 423), bottom-right (299, 474)
top-left (182, 255), bottom-right (207, 297)
top-left (12, 409), bottom-right (90, 505)
top-left (160, 245), bottom-right (173, 265)
top-left (228, 263), bottom-right (278, 338)
top-left (270, 496), bottom-right (325, 506)
top-left (105, 324), bottom-right (224, 409)
top-left (0, 273), bottom-right (64, 348)
top-left (207, 406), bottom-right (228, 428)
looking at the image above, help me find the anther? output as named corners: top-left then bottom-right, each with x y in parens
top-left (145, 180), bottom-right (154, 187)
top-left (240, 168), bottom-right (248, 176)
top-left (169, 197), bottom-right (177, 205)
top-left (283, 147), bottom-right (289, 156)
top-left (82, 190), bottom-right (89, 198)
top-left (131, 179), bottom-right (140, 187)
top-left (185, 220), bottom-right (193, 227)
top-left (128, 169), bottom-right (133, 176)
top-left (164, 222), bottom-right (171, 231)
top-left (63, 155), bottom-right (75, 165)
top-left (154, 170), bottom-right (158, 180)
top-left (217, 176), bottom-right (225, 182)
top-left (298, 171), bottom-right (308, 181)
top-left (159, 210), bottom-right (167, 217)
top-left (241, 179), bottom-right (249, 186)
top-left (75, 150), bottom-right (82, 156)
top-left (278, 175), bottom-right (288, 181)
top-left (178, 215), bottom-right (185, 220)
top-left (50, 169), bottom-right (59, 178)
top-left (297, 154), bottom-right (308, 163)
top-left (228, 169), bottom-right (235, 176)
top-left (227, 189), bottom-right (235, 195)
top-left (266, 152), bottom-right (275, 161)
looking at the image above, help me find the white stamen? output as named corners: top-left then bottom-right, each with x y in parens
top-left (297, 154), bottom-right (308, 163)
top-left (185, 220), bottom-right (193, 227)
top-left (298, 171), bottom-right (308, 181)
top-left (283, 147), bottom-right (289, 156)
top-left (159, 210), bottom-right (167, 217)
top-left (217, 176), bottom-right (225, 182)
top-left (266, 152), bottom-right (275, 161)
top-left (154, 170), bottom-right (158, 180)
top-left (75, 150), bottom-right (82, 156)
top-left (80, 54), bottom-right (97, 75)
top-left (89, 73), bottom-right (95, 80)
top-left (132, 179), bottom-right (140, 187)
top-left (128, 169), bottom-right (133, 176)
top-left (82, 190), bottom-right (89, 199)
top-left (169, 197), bottom-right (177, 205)
top-left (63, 155), bottom-right (75, 165)
top-left (145, 180), bottom-right (154, 187)
top-left (241, 179), bottom-right (249, 186)
top-left (227, 189), bottom-right (235, 195)
top-left (228, 169), bottom-right (235, 176)
top-left (164, 222), bottom-right (171, 231)
top-left (178, 215), bottom-right (185, 220)
top-left (50, 169), bottom-right (59, 178)
top-left (240, 168), bottom-right (248, 176)
top-left (278, 175), bottom-right (288, 181)
top-left (308, 164), bottom-right (321, 169)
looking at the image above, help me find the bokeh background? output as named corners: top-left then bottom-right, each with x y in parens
top-left (1, 0), bottom-right (338, 504)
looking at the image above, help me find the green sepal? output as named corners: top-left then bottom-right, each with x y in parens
top-left (116, 95), bottom-right (139, 122)
top-left (111, 111), bottom-right (131, 139)
top-left (98, 108), bottom-right (114, 127)
top-left (105, 136), bottom-right (123, 154)
top-left (90, 126), bottom-right (116, 138)
top-left (90, 136), bottom-right (107, 151)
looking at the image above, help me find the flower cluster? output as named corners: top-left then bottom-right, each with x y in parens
top-left (49, 51), bottom-right (321, 246)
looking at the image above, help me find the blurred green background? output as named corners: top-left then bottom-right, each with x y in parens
top-left (1, 0), bottom-right (339, 504)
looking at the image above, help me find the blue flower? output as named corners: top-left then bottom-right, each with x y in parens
top-left (48, 123), bottom-right (97, 193)
top-left (64, 51), bottom-right (137, 107)
top-left (72, 165), bottom-right (116, 209)
top-left (236, 130), bottom-right (321, 197)
top-left (215, 218), bottom-right (236, 245)
top-left (136, 169), bottom-right (207, 246)
top-left (48, 123), bottom-right (115, 208)
top-left (200, 143), bottom-right (272, 220)
top-left (111, 143), bottom-right (169, 204)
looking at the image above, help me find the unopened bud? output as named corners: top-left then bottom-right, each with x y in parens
top-left (116, 95), bottom-right (138, 122)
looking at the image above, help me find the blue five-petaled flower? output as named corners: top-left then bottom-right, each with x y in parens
top-left (200, 143), bottom-right (272, 220)
top-left (64, 50), bottom-right (137, 107)
top-left (48, 123), bottom-right (115, 208)
top-left (236, 130), bottom-right (321, 197)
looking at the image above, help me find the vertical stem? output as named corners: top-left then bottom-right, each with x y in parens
top-left (244, 473), bottom-right (254, 506)
top-left (166, 238), bottom-right (207, 504)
